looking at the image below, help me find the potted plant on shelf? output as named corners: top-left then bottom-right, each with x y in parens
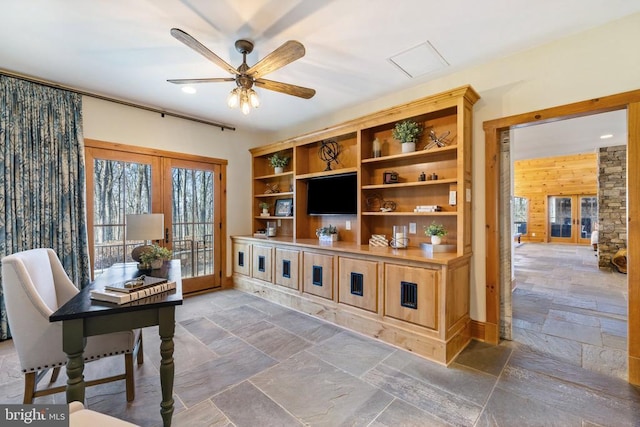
top-left (268, 152), bottom-right (289, 174)
top-left (316, 225), bottom-right (338, 242)
top-left (259, 201), bottom-right (270, 216)
top-left (139, 244), bottom-right (172, 270)
top-left (425, 221), bottom-right (447, 245)
top-left (392, 119), bottom-right (423, 153)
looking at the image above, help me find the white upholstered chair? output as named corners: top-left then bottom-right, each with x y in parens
top-left (69, 402), bottom-right (139, 426)
top-left (1, 248), bottom-right (143, 403)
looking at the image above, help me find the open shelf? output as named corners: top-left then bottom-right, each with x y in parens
top-left (362, 178), bottom-right (456, 190)
top-left (296, 167), bottom-right (358, 181)
top-left (254, 192), bottom-right (294, 198)
top-left (254, 171), bottom-right (294, 180)
top-left (361, 145), bottom-right (457, 165)
top-left (361, 211), bottom-right (458, 216)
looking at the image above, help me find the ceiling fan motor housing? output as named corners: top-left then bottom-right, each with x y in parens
top-left (235, 39), bottom-right (254, 55)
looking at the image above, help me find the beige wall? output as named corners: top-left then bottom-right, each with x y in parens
top-left (265, 13), bottom-right (640, 322)
top-left (81, 96), bottom-right (269, 276)
top-left (81, 12), bottom-right (640, 322)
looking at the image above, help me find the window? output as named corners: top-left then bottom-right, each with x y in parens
top-left (513, 196), bottom-right (528, 235)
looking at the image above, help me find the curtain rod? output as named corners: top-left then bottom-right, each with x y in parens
top-left (0, 69), bottom-right (236, 131)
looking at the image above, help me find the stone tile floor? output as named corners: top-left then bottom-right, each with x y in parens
top-left (0, 251), bottom-right (638, 426)
top-left (513, 243), bottom-right (629, 380)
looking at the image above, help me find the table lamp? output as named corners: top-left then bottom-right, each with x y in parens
top-left (126, 214), bottom-right (164, 262)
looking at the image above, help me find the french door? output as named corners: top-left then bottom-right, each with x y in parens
top-left (163, 158), bottom-right (221, 293)
top-left (548, 195), bottom-right (597, 244)
top-left (85, 142), bottom-right (224, 294)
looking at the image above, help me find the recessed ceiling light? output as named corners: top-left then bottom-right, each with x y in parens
top-left (181, 86), bottom-right (196, 94)
top-left (600, 134), bottom-right (613, 139)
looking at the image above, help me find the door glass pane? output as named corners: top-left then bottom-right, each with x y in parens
top-left (549, 196), bottom-right (572, 238)
top-left (513, 197), bottom-right (528, 235)
top-left (171, 167), bottom-right (214, 279)
top-left (93, 159), bottom-right (152, 276)
top-left (580, 196), bottom-right (598, 239)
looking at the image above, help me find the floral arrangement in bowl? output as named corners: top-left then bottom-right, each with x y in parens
top-left (316, 225), bottom-right (338, 242)
top-left (139, 245), bottom-right (172, 269)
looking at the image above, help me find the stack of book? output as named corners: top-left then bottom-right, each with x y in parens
top-left (369, 234), bottom-right (389, 247)
top-left (90, 275), bottom-right (176, 304)
top-left (414, 205), bottom-right (442, 212)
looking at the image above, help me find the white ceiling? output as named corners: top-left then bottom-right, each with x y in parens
top-left (511, 110), bottom-right (628, 161)
top-left (1, 0), bottom-right (638, 138)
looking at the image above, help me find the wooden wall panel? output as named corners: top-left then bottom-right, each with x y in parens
top-left (513, 153), bottom-right (597, 242)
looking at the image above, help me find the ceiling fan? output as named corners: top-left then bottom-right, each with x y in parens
top-left (167, 28), bottom-right (316, 115)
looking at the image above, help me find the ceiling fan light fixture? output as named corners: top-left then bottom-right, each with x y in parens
top-left (240, 93), bottom-right (251, 115)
top-left (227, 88), bottom-right (240, 108)
top-left (249, 88), bottom-right (260, 108)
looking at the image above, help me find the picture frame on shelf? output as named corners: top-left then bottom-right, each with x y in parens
top-left (274, 198), bottom-right (293, 217)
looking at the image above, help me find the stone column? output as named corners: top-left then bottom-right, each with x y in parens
top-left (597, 145), bottom-right (627, 269)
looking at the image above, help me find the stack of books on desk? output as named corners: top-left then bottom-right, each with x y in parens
top-left (90, 276), bottom-right (176, 304)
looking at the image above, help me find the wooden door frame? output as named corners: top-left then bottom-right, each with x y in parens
top-left (484, 88), bottom-right (640, 385)
top-left (162, 157), bottom-right (223, 293)
top-left (85, 139), bottom-right (229, 291)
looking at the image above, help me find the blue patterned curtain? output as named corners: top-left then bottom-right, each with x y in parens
top-left (0, 75), bottom-right (90, 340)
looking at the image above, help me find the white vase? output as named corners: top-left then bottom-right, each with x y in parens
top-left (262, 208), bottom-right (269, 215)
top-left (274, 166), bottom-right (284, 174)
top-left (402, 142), bottom-right (416, 153)
top-left (431, 235), bottom-right (442, 245)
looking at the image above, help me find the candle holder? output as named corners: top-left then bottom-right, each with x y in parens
top-left (390, 225), bottom-right (408, 249)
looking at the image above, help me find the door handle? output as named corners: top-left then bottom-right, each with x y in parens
top-left (165, 227), bottom-right (170, 243)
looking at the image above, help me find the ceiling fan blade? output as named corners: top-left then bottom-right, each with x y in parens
top-left (246, 40), bottom-right (305, 79)
top-left (170, 28), bottom-right (239, 76)
top-left (167, 78), bottom-right (236, 84)
top-left (255, 78), bottom-right (316, 99)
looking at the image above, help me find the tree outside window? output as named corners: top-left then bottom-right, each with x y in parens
top-left (513, 196), bottom-right (528, 235)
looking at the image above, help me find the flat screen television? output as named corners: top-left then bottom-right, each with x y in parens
top-left (306, 172), bottom-right (357, 215)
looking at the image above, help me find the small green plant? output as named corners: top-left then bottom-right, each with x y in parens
top-left (139, 244), bottom-right (172, 265)
top-left (392, 119), bottom-right (423, 144)
top-left (316, 224), bottom-right (338, 236)
top-left (424, 221), bottom-right (447, 237)
top-left (268, 152), bottom-right (290, 168)
top-left (259, 201), bottom-right (270, 210)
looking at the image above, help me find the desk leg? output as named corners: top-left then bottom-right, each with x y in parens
top-left (158, 307), bottom-right (176, 427)
top-left (62, 319), bottom-right (86, 403)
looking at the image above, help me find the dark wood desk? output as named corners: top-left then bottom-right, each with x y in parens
top-left (50, 261), bottom-right (183, 427)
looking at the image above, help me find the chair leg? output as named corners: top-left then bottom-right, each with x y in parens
top-left (136, 334), bottom-right (144, 365)
top-left (23, 372), bottom-right (36, 404)
top-left (50, 367), bottom-right (61, 383)
top-left (125, 353), bottom-right (135, 402)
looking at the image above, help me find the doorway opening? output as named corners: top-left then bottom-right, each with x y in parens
top-left (483, 89), bottom-right (640, 384)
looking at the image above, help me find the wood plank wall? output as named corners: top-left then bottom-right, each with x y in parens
top-left (513, 153), bottom-right (598, 242)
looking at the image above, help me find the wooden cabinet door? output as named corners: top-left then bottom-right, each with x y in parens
top-left (233, 242), bottom-right (251, 276)
top-left (303, 252), bottom-right (333, 299)
top-left (275, 248), bottom-right (300, 290)
top-left (384, 263), bottom-right (438, 329)
top-left (338, 257), bottom-right (378, 312)
top-left (252, 245), bottom-right (273, 282)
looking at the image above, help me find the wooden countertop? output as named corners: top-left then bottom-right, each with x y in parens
top-left (232, 236), bottom-right (469, 266)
